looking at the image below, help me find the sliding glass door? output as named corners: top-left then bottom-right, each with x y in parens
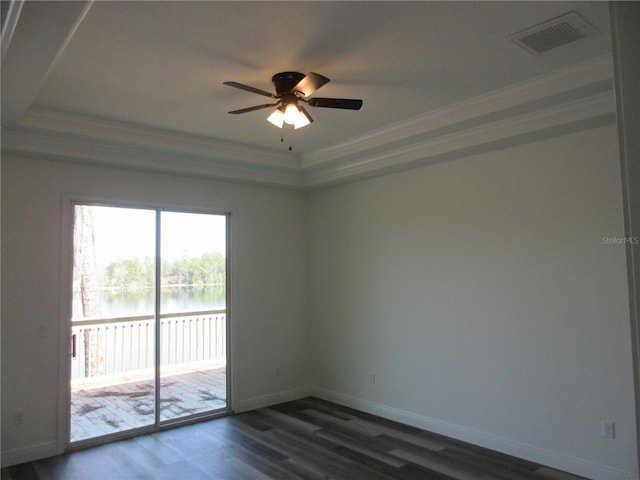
top-left (70, 206), bottom-right (157, 441)
top-left (158, 211), bottom-right (227, 421)
top-left (69, 204), bottom-right (228, 444)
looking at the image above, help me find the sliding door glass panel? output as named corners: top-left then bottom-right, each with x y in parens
top-left (159, 211), bottom-right (227, 422)
top-left (70, 205), bottom-right (156, 442)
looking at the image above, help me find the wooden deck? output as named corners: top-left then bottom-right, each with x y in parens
top-left (71, 364), bottom-right (226, 442)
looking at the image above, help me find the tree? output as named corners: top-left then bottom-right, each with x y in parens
top-left (104, 257), bottom-right (154, 291)
top-left (74, 206), bottom-right (104, 376)
top-left (102, 251), bottom-right (226, 288)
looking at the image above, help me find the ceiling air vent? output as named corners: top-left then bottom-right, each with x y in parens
top-left (508, 11), bottom-right (600, 55)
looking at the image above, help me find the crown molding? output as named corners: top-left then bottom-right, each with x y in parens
top-left (3, 56), bottom-right (615, 191)
top-left (1, 0), bottom-right (24, 61)
top-left (1, 127), bottom-right (303, 188)
top-left (302, 91), bottom-right (615, 188)
top-left (0, 1), bottom-right (93, 125)
top-left (300, 55), bottom-right (613, 169)
top-left (19, 108), bottom-right (298, 170)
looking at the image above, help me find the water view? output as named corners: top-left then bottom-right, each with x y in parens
top-left (72, 284), bottom-right (226, 319)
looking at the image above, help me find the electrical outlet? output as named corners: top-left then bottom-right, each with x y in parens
top-left (602, 421), bottom-right (615, 439)
top-left (275, 367), bottom-right (281, 377)
top-left (369, 372), bottom-right (376, 385)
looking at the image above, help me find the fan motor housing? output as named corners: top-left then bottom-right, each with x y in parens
top-left (272, 72), bottom-right (305, 95)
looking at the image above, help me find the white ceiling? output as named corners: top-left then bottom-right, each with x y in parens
top-left (1, 1), bottom-right (615, 188)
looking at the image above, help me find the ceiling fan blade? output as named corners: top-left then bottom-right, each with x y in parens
top-left (223, 81), bottom-right (277, 98)
top-left (228, 103), bottom-right (278, 114)
top-left (293, 72), bottom-right (330, 97)
top-left (307, 97), bottom-right (363, 110)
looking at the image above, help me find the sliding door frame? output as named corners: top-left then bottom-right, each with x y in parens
top-left (58, 194), bottom-right (234, 453)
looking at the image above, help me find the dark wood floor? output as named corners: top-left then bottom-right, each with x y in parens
top-left (2, 397), bottom-right (588, 480)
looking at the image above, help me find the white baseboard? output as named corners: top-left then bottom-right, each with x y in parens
top-left (1, 441), bottom-right (59, 468)
top-left (310, 387), bottom-right (638, 480)
top-left (4, 390), bottom-right (635, 480)
top-left (235, 386), bottom-right (312, 413)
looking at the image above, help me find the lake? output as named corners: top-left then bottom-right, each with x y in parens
top-left (72, 284), bottom-right (226, 318)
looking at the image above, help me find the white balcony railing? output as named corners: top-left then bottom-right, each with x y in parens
top-left (71, 309), bottom-right (226, 380)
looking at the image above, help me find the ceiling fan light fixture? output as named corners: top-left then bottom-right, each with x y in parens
top-left (293, 113), bottom-right (310, 129)
top-left (294, 106), bottom-right (312, 129)
top-left (283, 103), bottom-right (300, 125)
top-left (266, 108), bottom-right (285, 128)
top-left (267, 103), bottom-right (311, 129)
top-left (224, 71), bottom-right (362, 132)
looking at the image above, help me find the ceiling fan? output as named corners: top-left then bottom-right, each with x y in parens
top-left (223, 72), bottom-right (363, 129)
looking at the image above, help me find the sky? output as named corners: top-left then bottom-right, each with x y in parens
top-left (89, 206), bottom-right (226, 266)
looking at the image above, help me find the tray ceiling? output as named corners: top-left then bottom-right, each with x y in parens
top-left (1, 1), bottom-right (614, 188)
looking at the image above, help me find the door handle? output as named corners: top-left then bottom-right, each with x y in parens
top-left (71, 334), bottom-right (76, 358)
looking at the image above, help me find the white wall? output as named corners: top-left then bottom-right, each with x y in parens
top-left (2, 124), bottom-right (638, 479)
top-left (308, 125), bottom-right (638, 479)
top-left (1, 156), bottom-right (310, 465)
